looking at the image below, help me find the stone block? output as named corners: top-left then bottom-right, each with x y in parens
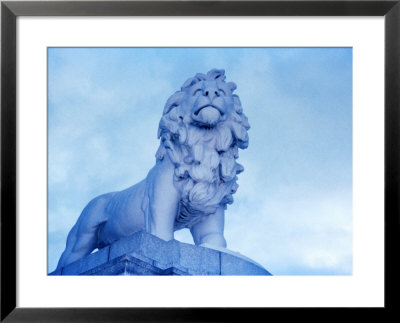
top-left (108, 231), bottom-right (144, 260)
top-left (220, 252), bottom-right (271, 275)
top-left (62, 245), bottom-right (110, 275)
top-left (56, 231), bottom-right (271, 276)
top-left (109, 231), bottom-right (173, 268)
top-left (177, 243), bottom-right (220, 275)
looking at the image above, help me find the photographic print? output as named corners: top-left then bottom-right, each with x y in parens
top-left (47, 47), bottom-right (352, 276)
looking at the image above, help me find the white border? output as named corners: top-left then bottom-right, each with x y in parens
top-left (17, 17), bottom-right (384, 307)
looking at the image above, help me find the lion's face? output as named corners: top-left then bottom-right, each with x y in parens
top-left (181, 79), bottom-right (236, 128)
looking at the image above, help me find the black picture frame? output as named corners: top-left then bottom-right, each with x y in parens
top-left (1, 0), bottom-right (399, 321)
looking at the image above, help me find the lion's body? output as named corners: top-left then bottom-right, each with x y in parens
top-left (55, 69), bottom-right (250, 272)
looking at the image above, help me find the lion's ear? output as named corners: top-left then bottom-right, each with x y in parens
top-left (207, 69), bottom-right (226, 81)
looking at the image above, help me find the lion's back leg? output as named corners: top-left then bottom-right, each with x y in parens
top-left (54, 222), bottom-right (82, 272)
top-left (54, 193), bottom-right (113, 272)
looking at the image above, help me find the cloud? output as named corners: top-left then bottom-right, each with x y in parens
top-left (225, 186), bottom-right (352, 275)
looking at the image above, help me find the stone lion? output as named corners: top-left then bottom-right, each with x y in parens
top-left (55, 69), bottom-right (250, 271)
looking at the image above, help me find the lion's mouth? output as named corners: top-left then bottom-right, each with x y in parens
top-left (193, 105), bottom-right (225, 117)
top-left (192, 105), bottom-right (224, 127)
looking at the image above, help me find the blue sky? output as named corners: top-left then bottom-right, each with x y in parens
top-left (48, 47), bottom-right (352, 275)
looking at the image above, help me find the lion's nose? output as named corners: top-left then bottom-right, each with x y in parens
top-left (203, 88), bottom-right (219, 102)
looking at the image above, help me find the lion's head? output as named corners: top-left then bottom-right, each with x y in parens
top-left (155, 69), bottom-right (250, 230)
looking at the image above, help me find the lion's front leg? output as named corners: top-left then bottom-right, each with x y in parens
top-left (146, 159), bottom-right (180, 241)
top-left (190, 207), bottom-right (227, 248)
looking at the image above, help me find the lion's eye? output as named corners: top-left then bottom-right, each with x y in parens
top-left (193, 89), bottom-right (202, 96)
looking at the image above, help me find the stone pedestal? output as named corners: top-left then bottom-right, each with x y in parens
top-left (51, 231), bottom-right (271, 276)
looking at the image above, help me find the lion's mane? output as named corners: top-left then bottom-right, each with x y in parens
top-left (155, 69), bottom-right (250, 230)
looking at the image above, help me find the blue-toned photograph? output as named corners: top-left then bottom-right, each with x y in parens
top-left (48, 47), bottom-right (352, 276)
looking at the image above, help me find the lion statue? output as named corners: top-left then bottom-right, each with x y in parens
top-left (54, 69), bottom-right (250, 271)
